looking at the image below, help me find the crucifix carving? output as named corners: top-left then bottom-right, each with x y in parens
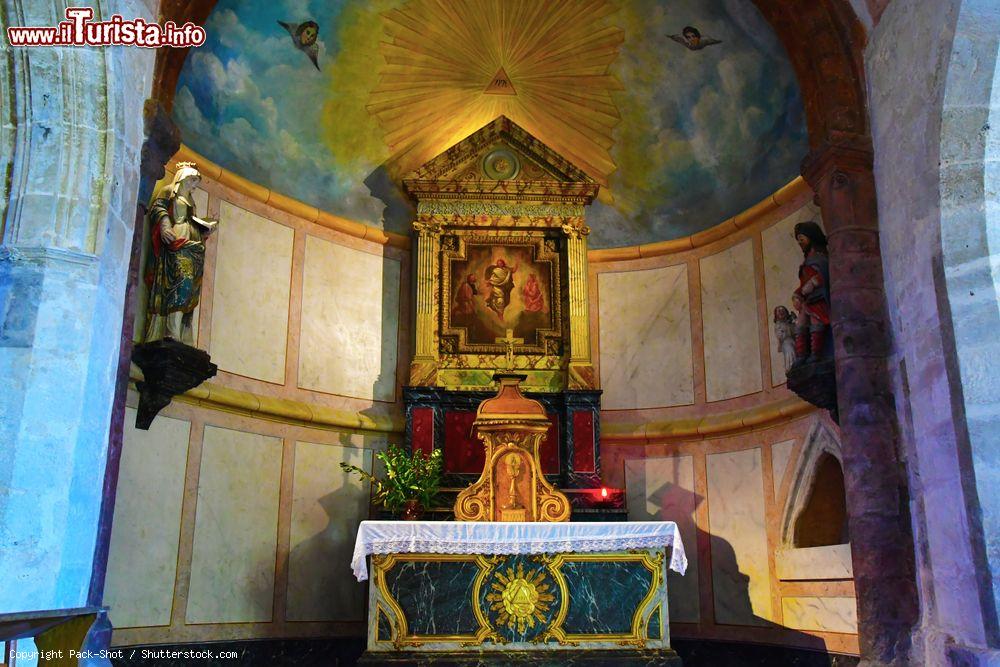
top-left (496, 328), bottom-right (523, 369)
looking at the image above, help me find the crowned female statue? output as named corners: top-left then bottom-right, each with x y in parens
top-left (143, 162), bottom-right (218, 345)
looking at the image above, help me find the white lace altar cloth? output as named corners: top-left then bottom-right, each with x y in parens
top-left (351, 520), bottom-right (687, 581)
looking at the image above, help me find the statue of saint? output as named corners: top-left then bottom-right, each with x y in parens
top-left (791, 221), bottom-right (831, 366)
top-left (143, 162), bottom-right (218, 345)
top-left (484, 258), bottom-right (518, 318)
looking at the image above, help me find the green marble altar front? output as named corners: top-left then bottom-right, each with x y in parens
top-left (364, 548), bottom-right (681, 663)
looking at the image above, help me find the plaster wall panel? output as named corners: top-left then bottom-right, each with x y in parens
top-left (706, 447), bottom-right (772, 624)
top-left (298, 235), bottom-right (399, 401)
top-left (186, 426), bottom-right (283, 624)
top-left (701, 240), bottom-right (762, 401)
top-left (598, 265), bottom-right (693, 409)
top-left (104, 409), bottom-right (190, 628)
top-left (210, 202), bottom-right (294, 383)
top-left (762, 206), bottom-right (823, 385)
top-left (781, 597), bottom-right (858, 634)
top-left (287, 440), bottom-right (373, 621)
top-left (625, 456), bottom-right (700, 622)
top-left (771, 439), bottom-right (796, 494)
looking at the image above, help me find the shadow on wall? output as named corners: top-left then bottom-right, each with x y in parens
top-left (365, 164), bottom-right (416, 237)
top-left (643, 477), bottom-right (833, 652)
top-left (286, 484), bottom-right (369, 622)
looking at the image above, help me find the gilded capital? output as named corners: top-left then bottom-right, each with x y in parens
top-left (560, 218), bottom-right (590, 240)
top-left (412, 217), bottom-right (445, 238)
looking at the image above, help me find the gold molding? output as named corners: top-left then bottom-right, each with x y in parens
top-left (166, 145), bottom-right (410, 250)
top-left (130, 378), bottom-right (404, 435)
top-left (588, 177), bottom-right (813, 263)
top-left (130, 378), bottom-right (814, 442)
top-left (536, 551), bottom-right (663, 647)
top-left (168, 148), bottom-right (810, 263)
top-left (602, 396), bottom-right (817, 444)
top-left (372, 553), bottom-right (504, 648)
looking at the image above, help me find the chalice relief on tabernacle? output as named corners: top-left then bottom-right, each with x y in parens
top-left (503, 451), bottom-right (523, 511)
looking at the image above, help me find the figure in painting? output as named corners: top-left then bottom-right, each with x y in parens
top-left (668, 26), bottom-right (722, 51)
top-left (143, 162), bottom-right (218, 345)
top-left (278, 19), bottom-right (321, 70)
top-left (454, 274), bottom-right (478, 316)
top-left (522, 273), bottom-right (544, 313)
top-left (484, 258), bottom-right (518, 318)
top-left (791, 221), bottom-right (831, 366)
top-left (773, 305), bottom-right (797, 372)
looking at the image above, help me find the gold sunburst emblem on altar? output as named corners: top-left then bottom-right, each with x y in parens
top-left (368, 0), bottom-right (624, 183)
top-left (486, 562), bottom-right (555, 633)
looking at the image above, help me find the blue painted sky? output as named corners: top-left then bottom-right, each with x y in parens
top-left (174, 0), bottom-right (807, 248)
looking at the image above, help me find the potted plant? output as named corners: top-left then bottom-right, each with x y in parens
top-left (340, 444), bottom-right (443, 520)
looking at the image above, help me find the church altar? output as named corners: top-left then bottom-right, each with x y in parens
top-left (351, 119), bottom-right (687, 664)
top-left (352, 521), bottom-right (686, 663)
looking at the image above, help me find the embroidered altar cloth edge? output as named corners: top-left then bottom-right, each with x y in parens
top-left (351, 520), bottom-right (687, 581)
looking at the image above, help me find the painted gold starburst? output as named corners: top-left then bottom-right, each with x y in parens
top-left (486, 562), bottom-right (555, 633)
top-left (368, 0), bottom-right (623, 184)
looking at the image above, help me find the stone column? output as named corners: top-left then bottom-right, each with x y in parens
top-left (408, 215), bottom-right (444, 385)
top-left (561, 217), bottom-right (595, 390)
top-left (802, 137), bottom-right (919, 665)
top-left (88, 99), bottom-right (180, 605)
top-left (0, 0), bottom-right (156, 615)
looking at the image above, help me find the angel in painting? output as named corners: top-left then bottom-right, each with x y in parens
top-left (669, 26), bottom-right (722, 51)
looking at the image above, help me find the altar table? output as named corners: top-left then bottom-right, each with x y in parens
top-left (352, 521), bottom-right (686, 664)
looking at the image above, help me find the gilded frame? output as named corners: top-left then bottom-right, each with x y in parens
top-left (439, 231), bottom-right (564, 357)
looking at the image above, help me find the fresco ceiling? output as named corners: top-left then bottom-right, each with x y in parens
top-left (174, 0), bottom-right (807, 249)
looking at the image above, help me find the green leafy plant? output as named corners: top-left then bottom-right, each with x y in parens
top-left (340, 444), bottom-right (443, 512)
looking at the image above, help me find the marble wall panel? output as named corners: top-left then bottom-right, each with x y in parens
top-left (104, 409), bottom-right (190, 628)
top-left (771, 439), bottom-right (796, 494)
top-left (298, 235), bottom-right (400, 401)
top-left (598, 265), bottom-right (693, 409)
top-left (210, 202), bottom-right (294, 383)
top-left (706, 447), bottom-right (772, 624)
top-left (761, 206), bottom-right (823, 385)
top-left (776, 544), bottom-right (853, 581)
top-left (287, 439), bottom-right (374, 621)
top-left (781, 596), bottom-right (858, 634)
top-left (701, 240), bottom-right (763, 401)
top-left (186, 426), bottom-right (283, 624)
top-left (625, 456), bottom-right (700, 623)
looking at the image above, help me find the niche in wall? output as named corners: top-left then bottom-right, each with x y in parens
top-left (776, 420), bottom-right (853, 581)
top-left (792, 453), bottom-right (848, 548)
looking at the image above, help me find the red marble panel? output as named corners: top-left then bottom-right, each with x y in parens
top-left (541, 414), bottom-right (560, 475)
top-left (410, 407), bottom-right (434, 456)
top-left (443, 411), bottom-right (483, 474)
top-left (572, 410), bottom-right (596, 473)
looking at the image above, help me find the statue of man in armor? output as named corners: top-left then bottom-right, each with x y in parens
top-left (791, 221), bottom-right (831, 366)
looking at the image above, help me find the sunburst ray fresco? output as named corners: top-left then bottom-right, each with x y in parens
top-left (368, 0), bottom-right (624, 183)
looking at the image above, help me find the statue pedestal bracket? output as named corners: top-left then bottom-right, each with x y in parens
top-left (131, 338), bottom-right (217, 429)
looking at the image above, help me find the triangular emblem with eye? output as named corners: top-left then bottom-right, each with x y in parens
top-left (484, 67), bottom-right (517, 95)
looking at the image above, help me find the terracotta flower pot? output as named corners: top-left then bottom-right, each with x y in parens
top-left (400, 500), bottom-right (425, 521)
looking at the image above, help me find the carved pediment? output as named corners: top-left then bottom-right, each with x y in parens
top-left (403, 116), bottom-right (599, 204)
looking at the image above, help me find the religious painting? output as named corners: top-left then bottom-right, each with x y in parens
top-left (442, 236), bottom-right (562, 354)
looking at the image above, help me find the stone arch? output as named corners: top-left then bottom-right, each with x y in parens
top-left (779, 421), bottom-right (846, 548)
top-left (938, 0), bottom-right (1000, 647)
top-left (145, 0), bottom-right (918, 662)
